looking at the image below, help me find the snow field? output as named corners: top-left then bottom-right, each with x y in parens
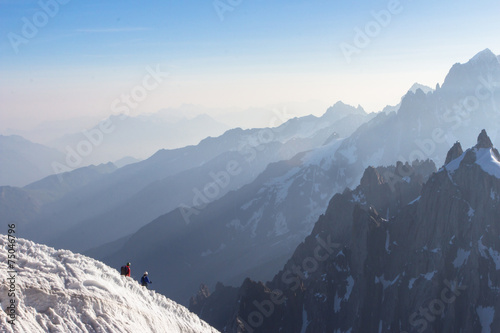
top-left (0, 235), bottom-right (219, 333)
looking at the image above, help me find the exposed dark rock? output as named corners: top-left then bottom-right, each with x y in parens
top-left (444, 141), bottom-right (463, 165)
top-left (189, 283), bottom-right (211, 310)
top-left (359, 167), bottom-right (383, 188)
top-left (476, 129), bottom-right (493, 149)
top-left (461, 149), bottom-right (477, 165)
top-left (192, 133), bottom-right (500, 332)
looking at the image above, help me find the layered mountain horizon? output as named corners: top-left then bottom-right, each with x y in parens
top-left (91, 49), bottom-right (500, 306)
top-left (2, 49), bottom-right (499, 323)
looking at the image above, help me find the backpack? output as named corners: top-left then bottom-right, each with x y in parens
top-left (121, 266), bottom-right (128, 276)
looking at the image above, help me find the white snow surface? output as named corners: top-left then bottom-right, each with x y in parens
top-left (477, 237), bottom-right (500, 270)
top-left (444, 151), bottom-right (465, 173)
top-left (475, 148), bottom-right (500, 179)
top-left (453, 249), bottom-right (471, 268)
top-left (300, 305), bottom-right (309, 333)
top-left (491, 189), bottom-right (498, 201)
top-left (408, 196), bottom-right (421, 205)
top-left (444, 148), bottom-right (500, 179)
top-left (333, 292), bottom-right (341, 313)
top-left (476, 306), bottom-right (495, 333)
top-left (345, 276), bottom-right (355, 301)
top-left (0, 236), bottom-right (219, 333)
top-left (375, 274), bottom-right (400, 290)
top-left (408, 271), bottom-right (436, 289)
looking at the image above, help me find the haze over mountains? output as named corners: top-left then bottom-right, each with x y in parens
top-left (1, 49), bottom-right (500, 332)
top-left (0, 114), bottom-right (229, 187)
top-left (0, 135), bottom-right (65, 187)
top-left (83, 49), bottom-right (499, 306)
top-left (49, 113), bottom-right (230, 165)
top-left (1, 101), bottom-right (328, 174)
top-left (15, 101), bottom-right (370, 252)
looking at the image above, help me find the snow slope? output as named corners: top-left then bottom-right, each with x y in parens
top-left (444, 147), bottom-right (500, 179)
top-left (0, 236), bottom-right (219, 333)
top-left (475, 148), bottom-right (500, 179)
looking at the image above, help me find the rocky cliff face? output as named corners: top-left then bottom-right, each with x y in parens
top-left (192, 130), bottom-right (500, 333)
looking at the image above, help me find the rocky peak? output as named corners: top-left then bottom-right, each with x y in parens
top-left (323, 101), bottom-right (366, 120)
top-left (475, 129), bottom-right (494, 149)
top-left (408, 82), bottom-right (433, 94)
top-left (459, 130), bottom-right (500, 168)
top-left (396, 86), bottom-right (429, 118)
top-left (444, 130), bottom-right (500, 172)
top-left (441, 49), bottom-right (500, 96)
top-left (475, 129), bottom-right (500, 162)
top-left (469, 48), bottom-right (499, 65)
top-left (444, 141), bottom-right (463, 165)
top-left (359, 166), bottom-right (383, 188)
top-left (189, 284), bottom-right (211, 310)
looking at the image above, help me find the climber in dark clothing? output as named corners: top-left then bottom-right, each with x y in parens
top-left (141, 272), bottom-right (152, 288)
top-left (121, 262), bottom-right (131, 277)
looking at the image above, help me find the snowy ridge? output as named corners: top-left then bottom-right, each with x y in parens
top-left (235, 137), bottom-right (345, 238)
top-left (443, 147), bottom-right (500, 179)
top-left (475, 148), bottom-right (500, 179)
top-left (0, 236), bottom-right (219, 333)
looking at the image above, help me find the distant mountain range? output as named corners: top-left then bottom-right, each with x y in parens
top-left (4, 101), bottom-right (370, 256)
top-left (2, 49), bottom-right (499, 326)
top-left (1, 113), bottom-right (231, 185)
top-left (381, 83), bottom-right (434, 114)
top-left (0, 135), bottom-right (65, 187)
top-left (91, 49), bottom-right (500, 306)
top-left (1, 162), bottom-right (117, 228)
top-left (48, 113), bottom-right (231, 165)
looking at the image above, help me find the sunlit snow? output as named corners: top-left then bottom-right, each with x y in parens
top-left (475, 148), bottom-right (500, 179)
top-left (0, 236), bottom-right (218, 333)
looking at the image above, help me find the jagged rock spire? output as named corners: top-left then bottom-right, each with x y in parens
top-left (476, 129), bottom-right (493, 149)
top-left (445, 142), bottom-right (463, 165)
top-left (360, 166), bottom-right (383, 188)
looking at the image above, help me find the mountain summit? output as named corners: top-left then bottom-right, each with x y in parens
top-left (477, 128), bottom-right (495, 149)
top-left (444, 129), bottom-right (500, 179)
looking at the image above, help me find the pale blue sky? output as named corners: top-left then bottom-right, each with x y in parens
top-left (1, 0), bottom-right (499, 130)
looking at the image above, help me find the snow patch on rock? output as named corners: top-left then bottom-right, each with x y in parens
top-left (476, 306), bottom-right (495, 333)
top-left (475, 148), bottom-right (500, 179)
top-left (453, 249), bottom-right (471, 268)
